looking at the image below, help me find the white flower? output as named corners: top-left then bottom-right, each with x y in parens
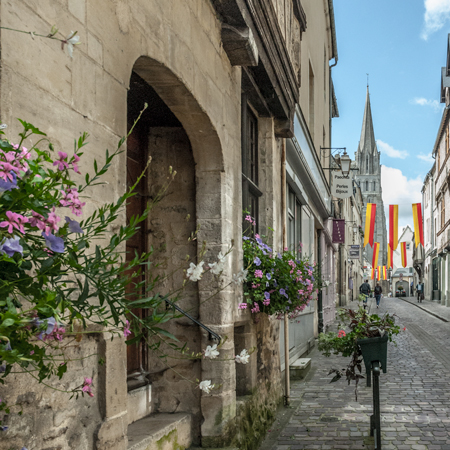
top-left (204, 344), bottom-right (220, 359)
top-left (232, 268), bottom-right (248, 285)
top-left (0, 124), bottom-right (7, 130)
top-left (209, 252), bottom-right (227, 275)
top-left (199, 380), bottom-right (214, 393)
top-left (65, 31), bottom-right (80, 58)
top-left (186, 261), bottom-right (205, 282)
top-left (235, 349), bottom-right (250, 364)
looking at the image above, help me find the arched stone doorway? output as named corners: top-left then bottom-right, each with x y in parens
top-left (125, 56), bottom-right (230, 444)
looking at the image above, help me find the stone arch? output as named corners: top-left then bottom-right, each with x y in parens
top-left (132, 56), bottom-right (224, 173)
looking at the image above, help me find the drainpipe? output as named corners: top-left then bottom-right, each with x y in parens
top-left (281, 138), bottom-right (290, 406)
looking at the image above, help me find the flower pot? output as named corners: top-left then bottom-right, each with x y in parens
top-left (357, 334), bottom-right (388, 374)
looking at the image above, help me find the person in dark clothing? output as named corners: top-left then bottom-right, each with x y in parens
top-left (360, 279), bottom-right (371, 307)
top-left (374, 283), bottom-right (382, 308)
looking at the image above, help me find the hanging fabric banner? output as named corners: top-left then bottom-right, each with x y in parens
top-left (389, 205), bottom-right (399, 251)
top-left (364, 203), bottom-right (377, 248)
top-left (412, 203), bottom-right (424, 247)
top-left (401, 241), bottom-right (407, 268)
top-left (372, 242), bottom-right (380, 268)
top-left (383, 266), bottom-right (387, 280)
top-left (371, 267), bottom-right (375, 279)
top-left (377, 266), bottom-right (381, 281)
top-left (387, 244), bottom-right (393, 269)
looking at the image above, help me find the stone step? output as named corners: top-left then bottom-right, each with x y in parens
top-left (289, 357), bottom-right (311, 380)
top-left (127, 413), bottom-right (192, 450)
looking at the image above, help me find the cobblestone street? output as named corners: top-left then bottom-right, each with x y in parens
top-left (260, 297), bottom-right (450, 450)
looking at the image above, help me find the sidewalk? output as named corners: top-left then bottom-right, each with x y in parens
top-left (397, 296), bottom-right (450, 323)
top-left (258, 297), bottom-right (450, 450)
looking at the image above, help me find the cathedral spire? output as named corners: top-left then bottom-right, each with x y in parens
top-left (358, 86), bottom-right (377, 155)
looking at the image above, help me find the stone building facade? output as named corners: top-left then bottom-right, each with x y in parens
top-left (354, 88), bottom-right (387, 268)
top-left (0, 1), bottom-right (338, 449)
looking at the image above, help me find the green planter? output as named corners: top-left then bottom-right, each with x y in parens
top-left (357, 334), bottom-right (388, 374)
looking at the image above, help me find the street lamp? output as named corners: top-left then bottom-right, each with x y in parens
top-left (340, 150), bottom-right (351, 176)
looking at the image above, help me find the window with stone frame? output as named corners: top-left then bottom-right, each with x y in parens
top-left (365, 180), bottom-right (369, 191)
top-left (287, 186), bottom-right (302, 257)
top-left (441, 196), bottom-right (446, 229)
top-left (242, 101), bottom-right (262, 233)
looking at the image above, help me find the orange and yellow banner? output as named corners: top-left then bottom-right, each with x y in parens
top-left (377, 266), bottom-right (381, 281)
top-left (383, 266), bottom-right (387, 280)
top-left (387, 244), bottom-right (393, 269)
top-left (389, 205), bottom-right (399, 251)
top-left (371, 267), bottom-right (375, 279)
top-left (401, 241), bottom-right (407, 268)
top-left (412, 203), bottom-right (424, 247)
top-left (372, 242), bottom-right (380, 268)
top-left (364, 203), bottom-right (377, 248)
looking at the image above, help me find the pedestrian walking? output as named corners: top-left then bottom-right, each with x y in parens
top-left (416, 282), bottom-right (423, 303)
top-left (359, 279), bottom-right (371, 308)
top-left (374, 282), bottom-right (382, 308)
top-left (410, 281), bottom-right (414, 296)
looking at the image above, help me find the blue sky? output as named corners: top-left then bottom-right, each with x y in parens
top-left (332, 0), bottom-right (450, 229)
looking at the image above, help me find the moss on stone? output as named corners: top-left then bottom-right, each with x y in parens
top-left (156, 428), bottom-right (185, 450)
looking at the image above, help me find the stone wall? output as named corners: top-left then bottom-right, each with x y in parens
top-left (0, 0), bottom-right (297, 448)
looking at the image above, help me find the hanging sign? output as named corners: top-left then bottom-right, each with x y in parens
top-left (332, 219), bottom-right (345, 243)
top-left (331, 172), bottom-right (352, 198)
top-left (349, 245), bottom-right (360, 259)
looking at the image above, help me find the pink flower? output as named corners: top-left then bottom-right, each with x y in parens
top-left (60, 187), bottom-right (85, 216)
top-left (0, 211), bottom-right (29, 234)
top-left (71, 154), bottom-right (81, 174)
top-left (124, 320), bottom-right (131, 338)
top-left (238, 303), bottom-right (247, 310)
top-left (337, 330), bottom-right (346, 338)
top-left (254, 270), bottom-right (263, 278)
top-left (82, 377), bottom-right (94, 397)
top-left (53, 152), bottom-right (69, 171)
top-left (0, 162), bottom-right (18, 182)
top-left (251, 302), bottom-right (260, 313)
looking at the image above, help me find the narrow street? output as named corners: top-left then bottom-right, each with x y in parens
top-left (260, 298), bottom-right (450, 450)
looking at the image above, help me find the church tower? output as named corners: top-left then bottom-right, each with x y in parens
top-left (354, 87), bottom-right (387, 268)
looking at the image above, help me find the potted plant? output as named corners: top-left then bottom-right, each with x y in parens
top-left (318, 303), bottom-right (401, 399)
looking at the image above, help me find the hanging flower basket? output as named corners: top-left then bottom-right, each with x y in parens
top-left (357, 334), bottom-right (388, 374)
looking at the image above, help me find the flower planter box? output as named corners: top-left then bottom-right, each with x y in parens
top-left (357, 334), bottom-right (388, 374)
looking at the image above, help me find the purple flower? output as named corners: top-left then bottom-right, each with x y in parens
top-left (279, 288), bottom-right (286, 297)
top-left (254, 257), bottom-right (261, 266)
top-left (256, 237), bottom-right (263, 245)
top-left (0, 426), bottom-right (8, 431)
top-left (42, 232), bottom-right (65, 253)
top-left (266, 273), bottom-right (271, 280)
top-left (0, 365), bottom-right (5, 373)
top-left (0, 171), bottom-right (17, 193)
top-left (243, 236), bottom-right (250, 240)
top-left (65, 217), bottom-right (84, 234)
top-left (0, 236), bottom-right (23, 257)
top-left (264, 291), bottom-right (270, 299)
top-left (277, 253), bottom-right (282, 259)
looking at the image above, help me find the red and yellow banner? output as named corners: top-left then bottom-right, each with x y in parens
top-left (364, 203), bottom-right (377, 248)
top-left (412, 203), bottom-right (424, 247)
top-left (377, 266), bottom-right (381, 281)
top-left (387, 244), bottom-right (393, 269)
top-left (372, 242), bottom-right (380, 268)
top-left (383, 266), bottom-right (387, 280)
top-left (389, 205), bottom-right (399, 251)
top-left (401, 241), bottom-right (407, 267)
top-left (371, 267), bottom-right (375, 279)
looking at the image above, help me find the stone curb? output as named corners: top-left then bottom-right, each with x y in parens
top-left (397, 297), bottom-right (449, 323)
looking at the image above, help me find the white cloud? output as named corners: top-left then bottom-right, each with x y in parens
top-left (411, 97), bottom-right (442, 112)
top-left (421, 0), bottom-right (450, 40)
top-left (417, 153), bottom-right (434, 163)
top-left (381, 166), bottom-right (423, 229)
top-left (377, 140), bottom-right (408, 159)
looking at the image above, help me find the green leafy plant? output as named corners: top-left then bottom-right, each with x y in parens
top-left (318, 303), bottom-right (401, 399)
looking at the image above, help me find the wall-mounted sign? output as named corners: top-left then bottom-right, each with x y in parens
top-left (332, 219), bottom-right (345, 243)
top-left (331, 172), bottom-right (352, 199)
top-left (349, 245), bottom-right (360, 259)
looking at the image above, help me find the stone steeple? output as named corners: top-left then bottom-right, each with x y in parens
top-left (354, 87), bottom-right (388, 267)
top-left (358, 87), bottom-right (377, 156)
